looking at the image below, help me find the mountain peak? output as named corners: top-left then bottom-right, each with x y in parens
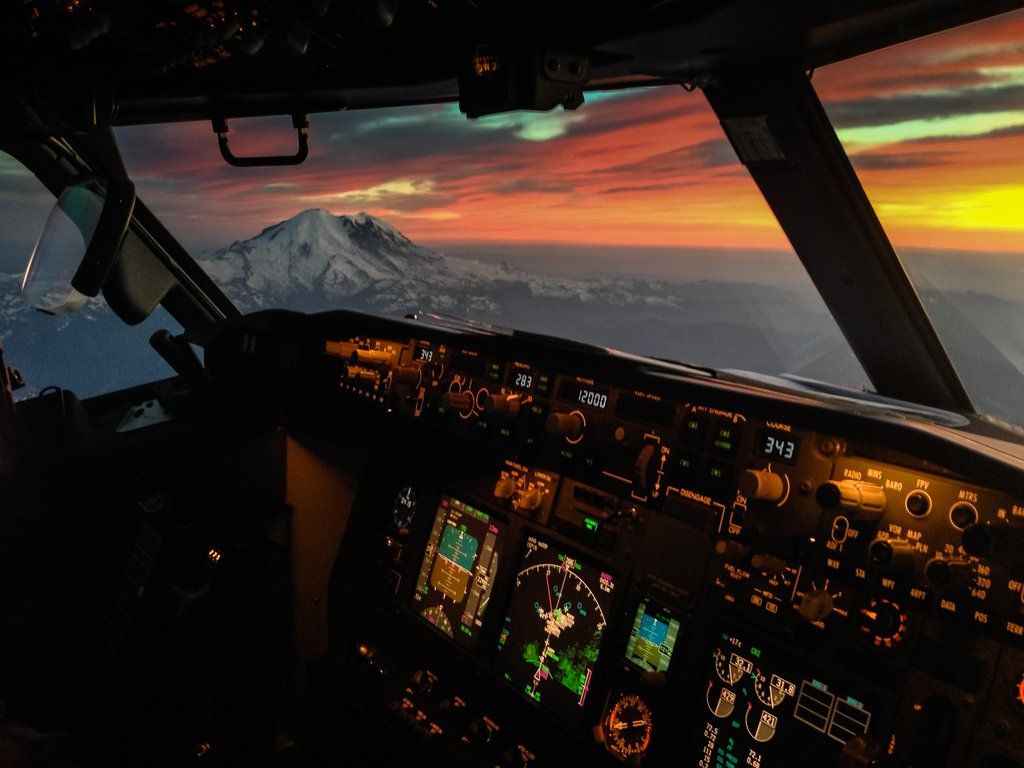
top-left (201, 209), bottom-right (444, 310)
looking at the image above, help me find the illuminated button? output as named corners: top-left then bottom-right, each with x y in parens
top-left (710, 421), bottom-right (740, 456)
top-left (679, 414), bottom-right (707, 447)
top-left (905, 490), bottom-right (931, 518)
top-left (949, 501), bottom-right (978, 530)
top-left (703, 462), bottom-right (731, 495)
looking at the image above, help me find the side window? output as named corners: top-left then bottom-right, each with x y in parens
top-left (0, 151), bottom-right (180, 399)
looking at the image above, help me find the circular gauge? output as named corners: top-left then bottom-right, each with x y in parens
top-left (714, 648), bottom-right (744, 684)
top-left (1014, 672), bottom-right (1024, 716)
top-left (392, 487), bottom-right (418, 530)
top-left (706, 681), bottom-right (737, 719)
top-left (857, 597), bottom-right (908, 649)
top-left (754, 672), bottom-right (788, 708)
top-left (605, 693), bottom-right (654, 759)
top-left (420, 605), bottom-right (453, 636)
top-left (744, 703), bottom-right (780, 743)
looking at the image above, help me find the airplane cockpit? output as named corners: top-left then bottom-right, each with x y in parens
top-left (2, 2), bottom-right (1024, 767)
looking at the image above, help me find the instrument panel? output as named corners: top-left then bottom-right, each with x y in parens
top-left (208, 311), bottom-right (1024, 767)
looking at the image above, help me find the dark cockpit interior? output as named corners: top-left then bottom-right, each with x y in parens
top-left (2, 2), bottom-right (1024, 767)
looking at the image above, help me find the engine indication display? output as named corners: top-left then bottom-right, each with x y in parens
top-left (494, 536), bottom-right (617, 722)
top-left (624, 602), bottom-right (681, 673)
top-left (688, 631), bottom-right (873, 767)
top-left (411, 496), bottom-right (506, 649)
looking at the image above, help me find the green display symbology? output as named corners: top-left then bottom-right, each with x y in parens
top-left (494, 536), bottom-right (617, 721)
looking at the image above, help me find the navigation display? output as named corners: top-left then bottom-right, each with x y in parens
top-left (624, 602), bottom-right (681, 673)
top-left (494, 536), bottom-right (617, 722)
top-left (411, 496), bottom-right (506, 649)
top-left (685, 630), bottom-right (873, 767)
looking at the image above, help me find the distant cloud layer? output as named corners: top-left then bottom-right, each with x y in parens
top-left (3, 10), bottom-right (1023, 264)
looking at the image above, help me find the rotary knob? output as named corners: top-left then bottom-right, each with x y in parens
top-left (868, 537), bottom-right (916, 572)
top-left (494, 476), bottom-right (517, 500)
top-left (739, 468), bottom-right (786, 502)
top-left (798, 588), bottom-right (835, 623)
top-left (443, 390), bottom-right (475, 412)
top-left (816, 480), bottom-right (886, 520)
top-left (924, 557), bottom-right (971, 589)
top-left (351, 348), bottom-right (392, 367)
top-left (546, 410), bottom-right (585, 441)
top-left (516, 487), bottom-right (543, 512)
top-left (482, 392), bottom-right (522, 418)
top-left (392, 364), bottom-right (422, 387)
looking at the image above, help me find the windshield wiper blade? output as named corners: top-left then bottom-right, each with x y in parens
top-left (405, 310), bottom-right (512, 336)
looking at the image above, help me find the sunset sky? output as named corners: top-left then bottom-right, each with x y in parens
top-left (106, 8), bottom-right (1024, 258)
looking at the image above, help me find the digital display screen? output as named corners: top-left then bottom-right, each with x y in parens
top-left (684, 631), bottom-right (873, 767)
top-left (624, 602), bottom-right (681, 673)
top-left (415, 345), bottom-right (435, 363)
top-left (559, 380), bottom-right (610, 411)
top-left (755, 429), bottom-right (801, 465)
top-left (411, 497), bottom-right (506, 649)
top-left (617, 392), bottom-right (675, 427)
top-left (494, 536), bottom-right (617, 722)
top-left (512, 370), bottom-right (535, 390)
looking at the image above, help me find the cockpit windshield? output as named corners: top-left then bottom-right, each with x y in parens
top-left (816, 8), bottom-right (1024, 426)
top-left (115, 86), bottom-right (870, 392)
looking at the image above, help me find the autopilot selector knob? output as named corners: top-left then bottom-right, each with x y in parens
top-left (816, 480), bottom-right (886, 520)
top-left (739, 468), bottom-right (786, 502)
top-left (868, 537), bottom-right (916, 572)
top-left (798, 588), bottom-right (835, 623)
top-left (924, 557), bottom-right (971, 589)
top-left (443, 390), bottom-right (475, 412)
top-left (494, 477), bottom-right (516, 500)
top-left (546, 411), bottom-right (585, 441)
top-left (392, 364), bottom-right (421, 387)
top-left (482, 393), bottom-right (522, 418)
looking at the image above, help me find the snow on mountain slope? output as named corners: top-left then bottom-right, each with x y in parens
top-left (202, 209), bottom-right (524, 313)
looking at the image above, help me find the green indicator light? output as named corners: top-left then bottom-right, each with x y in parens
top-left (750, 647), bottom-right (762, 658)
top-left (713, 440), bottom-right (732, 452)
top-left (584, 517), bottom-right (599, 532)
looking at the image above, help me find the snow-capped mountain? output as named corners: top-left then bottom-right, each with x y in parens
top-left (200, 208), bottom-right (545, 315)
